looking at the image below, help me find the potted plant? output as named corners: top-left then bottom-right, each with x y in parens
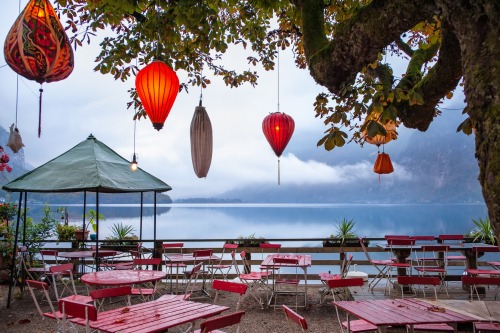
top-left (466, 217), bottom-right (498, 245)
top-left (75, 209), bottom-right (105, 241)
top-left (323, 218), bottom-right (369, 247)
top-left (225, 233), bottom-right (268, 247)
top-left (102, 223), bottom-right (138, 250)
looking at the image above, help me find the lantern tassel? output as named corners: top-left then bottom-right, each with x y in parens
top-left (38, 87), bottom-right (43, 138)
top-left (278, 158), bottom-right (280, 185)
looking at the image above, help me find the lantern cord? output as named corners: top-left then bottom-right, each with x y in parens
top-left (277, 47), bottom-right (280, 113)
top-left (133, 119), bottom-right (137, 154)
top-left (15, 75), bottom-right (19, 126)
top-left (199, 68), bottom-right (203, 107)
top-left (278, 158), bottom-right (281, 185)
top-left (38, 87), bottom-right (43, 138)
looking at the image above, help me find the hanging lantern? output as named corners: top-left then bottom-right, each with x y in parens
top-left (262, 112), bottom-right (295, 184)
top-left (373, 152), bottom-right (394, 174)
top-left (3, 0), bottom-right (74, 137)
top-left (190, 105), bottom-right (213, 178)
top-left (135, 60), bottom-right (180, 131)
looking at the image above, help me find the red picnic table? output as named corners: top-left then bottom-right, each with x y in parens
top-left (333, 298), bottom-right (480, 333)
top-left (70, 297), bottom-right (229, 333)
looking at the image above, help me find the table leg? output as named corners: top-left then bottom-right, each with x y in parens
top-left (462, 249), bottom-right (486, 293)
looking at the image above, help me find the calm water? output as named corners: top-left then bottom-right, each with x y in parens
top-left (57, 203), bottom-right (488, 245)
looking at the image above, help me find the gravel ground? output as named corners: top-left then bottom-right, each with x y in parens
top-left (1, 282), bottom-right (346, 333)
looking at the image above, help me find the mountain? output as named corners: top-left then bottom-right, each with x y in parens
top-left (217, 109), bottom-right (484, 204)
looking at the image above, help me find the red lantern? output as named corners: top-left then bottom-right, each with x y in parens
top-left (373, 152), bottom-right (394, 174)
top-left (262, 112), bottom-right (295, 184)
top-left (4, 0), bottom-right (74, 137)
top-left (135, 60), bottom-right (180, 131)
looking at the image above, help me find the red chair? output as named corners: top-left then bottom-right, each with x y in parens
top-left (462, 275), bottom-right (500, 300)
top-left (58, 299), bottom-right (97, 333)
top-left (207, 243), bottom-right (239, 281)
top-left (49, 263), bottom-right (93, 303)
top-left (474, 321), bottom-right (500, 332)
top-left (194, 310), bottom-right (245, 333)
top-left (466, 246), bottom-right (500, 276)
top-left (131, 257), bottom-right (162, 301)
top-left (329, 277), bottom-right (378, 333)
top-left (26, 279), bottom-right (62, 328)
top-left (438, 234), bottom-right (467, 266)
top-left (282, 305), bottom-right (308, 332)
top-left (183, 262), bottom-right (203, 299)
top-left (413, 245), bottom-right (450, 296)
top-left (271, 257), bottom-right (304, 309)
top-left (212, 279), bottom-right (248, 311)
top-left (319, 254), bottom-right (353, 304)
top-left (233, 250), bottom-right (271, 309)
top-left (90, 285), bottom-right (132, 311)
top-left (162, 242), bottom-right (187, 293)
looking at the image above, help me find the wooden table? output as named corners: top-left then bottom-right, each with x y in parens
top-left (70, 297), bottom-right (229, 333)
top-left (332, 298), bottom-right (479, 333)
top-left (81, 270), bottom-right (166, 287)
top-left (260, 254), bottom-right (312, 307)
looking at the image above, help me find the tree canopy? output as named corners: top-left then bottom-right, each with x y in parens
top-left (54, 0), bottom-right (499, 242)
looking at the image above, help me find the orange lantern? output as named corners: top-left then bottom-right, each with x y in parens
top-left (373, 152), bottom-right (394, 174)
top-left (262, 112), bottom-right (295, 184)
top-left (135, 60), bottom-right (180, 131)
top-left (4, 0), bottom-right (74, 137)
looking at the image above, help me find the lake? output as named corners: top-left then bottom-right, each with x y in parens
top-left (52, 203), bottom-right (488, 245)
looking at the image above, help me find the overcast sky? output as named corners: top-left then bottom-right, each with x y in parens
top-left (0, 2), bottom-right (468, 200)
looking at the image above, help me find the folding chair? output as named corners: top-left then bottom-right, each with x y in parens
top-left (319, 254), bottom-right (353, 304)
top-left (233, 250), bottom-right (270, 309)
top-left (26, 279), bottom-right (62, 325)
top-left (131, 257), bottom-right (162, 301)
top-left (270, 257), bottom-right (304, 310)
top-left (385, 237), bottom-right (414, 294)
top-left (358, 237), bottom-right (398, 291)
top-left (163, 242), bottom-right (187, 293)
top-left (183, 262), bottom-right (203, 300)
top-left (92, 250), bottom-right (118, 271)
top-left (59, 299), bottom-right (98, 333)
top-left (413, 245), bottom-right (450, 296)
top-left (186, 249), bottom-right (213, 295)
top-left (438, 234), bottom-right (467, 265)
top-left (207, 243), bottom-right (238, 281)
top-left (212, 279), bottom-right (248, 311)
top-left (194, 310), bottom-right (245, 333)
top-left (259, 243), bottom-right (281, 270)
top-left (282, 305), bottom-right (308, 332)
top-left (462, 275), bottom-right (500, 300)
top-left (330, 277), bottom-right (378, 333)
top-left (90, 285), bottom-right (132, 311)
top-left (49, 263), bottom-right (92, 303)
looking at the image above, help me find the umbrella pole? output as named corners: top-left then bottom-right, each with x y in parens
top-left (95, 191), bottom-right (99, 271)
top-left (7, 191), bottom-right (24, 308)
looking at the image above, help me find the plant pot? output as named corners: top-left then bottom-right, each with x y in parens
top-left (74, 230), bottom-right (90, 241)
top-left (323, 239), bottom-right (369, 247)
top-left (90, 233), bottom-right (97, 241)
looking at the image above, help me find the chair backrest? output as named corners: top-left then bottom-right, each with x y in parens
top-left (412, 235), bottom-right (435, 242)
top-left (59, 299), bottom-right (97, 333)
top-left (194, 249), bottom-right (213, 258)
top-left (184, 262), bottom-right (203, 298)
top-left (273, 257), bottom-right (299, 266)
top-left (397, 276), bottom-right (440, 299)
top-left (340, 254), bottom-right (353, 278)
top-left (327, 277), bottom-right (364, 289)
top-left (40, 250), bottom-right (60, 269)
top-left (133, 258), bottom-right (161, 270)
top-left (387, 238), bottom-right (415, 246)
top-left (26, 279), bottom-right (57, 319)
top-left (260, 243), bottom-right (281, 260)
top-left (384, 235), bottom-right (410, 240)
top-left (358, 237), bottom-right (373, 262)
top-left (162, 242), bottom-right (184, 260)
top-left (438, 234), bottom-right (464, 242)
top-left (90, 285), bottom-right (132, 311)
top-left (212, 279), bottom-right (248, 311)
top-left (199, 311), bottom-right (245, 333)
top-left (282, 305), bottom-right (307, 332)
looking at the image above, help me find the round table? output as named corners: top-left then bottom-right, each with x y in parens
top-left (58, 250), bottom-right (119, 259)
top-left (81, 270), bottom-right (166, 286)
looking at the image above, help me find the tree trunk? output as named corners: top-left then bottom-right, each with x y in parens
top-left (438, 0), bottom-right (500, 244)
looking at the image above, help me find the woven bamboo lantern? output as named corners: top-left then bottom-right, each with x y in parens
top-left (190, 105), bottom-right (213, 178)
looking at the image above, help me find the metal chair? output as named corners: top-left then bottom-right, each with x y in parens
top-left (162, 242), bottom-right (187, 293)
top-left (282, 305), bottom-right (308, 332)
top-left (212, 279), bottom-right (248, 311)
top-left (413, 245), bottom-right (450, 296)
top-left (207, 243), bottom-right (238, 281)
top-left (131, 257), bottom-right (162, 301)
top-left (438, 234), bottom-right (467, 266)
top-left (194, 310), bottom-right (245, 333)
top-left (473, 321), bottom-right (500, 333)
top-left (49, 263), bottom-right (93, 303)
top-left (59, 298), bottom-right (98, 333)
top-left (462, 275), bottom-right (500, 300)
top-left (359, 237), bottom-right (399, 291)
top-left (465, 246), bottom-right (500, 276)
top-left (183, 262), bottom-right (203, 299)
top-left (270, 257), bottom-right (304, 310)
top-left (26, 279), bottom-right (62, 327)
top-left (89, 285), bottom-right (132, 311)
top-left (233, 250), bottom-right (271, 309)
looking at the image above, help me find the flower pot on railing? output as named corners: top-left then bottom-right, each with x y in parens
top-left (74, 230), bottom-right (89, 242)
top-left (323, 238), bottom-right (369, 247)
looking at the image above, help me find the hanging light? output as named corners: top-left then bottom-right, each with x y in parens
top-left (373, 152), bottom-right (394, 174)
top-left (130, 120), bottom-right (138, 172)
top-left (3, 0), bottom-right (74, 137)
top-left (135, 60), bottom-right (180, 130)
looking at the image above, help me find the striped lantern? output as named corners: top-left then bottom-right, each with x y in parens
top-left (262, 112), bottom-right (295, 184)
top-left (4, 0), bottom-right (74, 137)
top-left (190, 105), bottom-right (213, 178)
top-left (135, 60), bottom-right (180, 131)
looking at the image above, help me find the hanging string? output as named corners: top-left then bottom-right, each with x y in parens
top-left (38, 87), bottom-right (43, 137)
top-left (278, 159), bottom-right (281, 185)
top-left (199, 68), bottom-right (203, 106)
top-left (277, 48), bottom-right (280, 113)
top-left (133, 119), bottom-right (137, 154)
top-left (155, 0), bottom-right (160, 59)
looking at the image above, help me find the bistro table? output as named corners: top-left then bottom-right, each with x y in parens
top-left (81, 269), bottom-right (166, 287)
top-left (70, 297), bottom-right (229, 333)
top-left (260, 254), bottom-right (312, 307)
top-left (332, 298), bottom-right (479, 333)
